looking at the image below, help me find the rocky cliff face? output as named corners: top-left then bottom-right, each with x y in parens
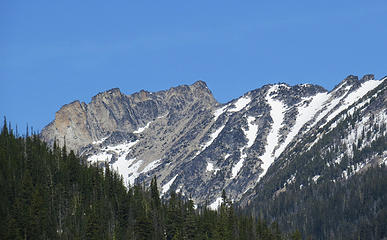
top-left (41, 75), bottom-right (387, 208)
top-left (41, 81), bottom-right (216, 152)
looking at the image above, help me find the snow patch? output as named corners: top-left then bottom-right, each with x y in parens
top-left (311, 94), bottom-right (340, 129)
top-left (230, 116), bottom-right (259, 180)
top-left (275, 93), bottom-right (328, 157)
top-left (286, 174), bottom-right (296, 185)
top-left (111, 158), bottom-right (141, 186)
top-left (162, 174), bottom-right (178, 194)
top-left (342, 170), bottom-right (349, 180)
top-left (209, 197), bottom-right (223, 210)
top-left (381, 152), bottom-right (387, 166)
top-left (201, 125), bottom-right (225, 151)
top-left (87, 140), bottom-right (139, 164)
top-left (88, 152), bottom-right (112, 164)
top-left (92, 137), bottom-right (107, 145)
top-left (213, 105), bottom-right (228, 121)
top-left (141, 159), bottom-right (162, 174)
top-left (213, 95), bottom-right (251, 121)
top-left (228, 96), bottom-right (251, 112)
top-left (87, 140), bottom-right (140, 186)
top-left (206, 162), bottom-right (214, 171)
top-left (257, 85), bottom-right (286, 181)
top-left (325, 79), bottom-right (382, 124)
top-left (126, 159), bottom-right (143, 185)
top-left (157, 113), bottom-right (168, 119)
top-left (108, 140), bottom-right (139, 153)
top-left (231, 154), bottom-right (245, 179)
top-left (206, 162), bottom-right (220, 174)
top-left (243, 116), bottom-right (258, 148)
top-left (312, 175), bottom-right (320, 183)
top-left (134, 121), bottom-right (152, 134)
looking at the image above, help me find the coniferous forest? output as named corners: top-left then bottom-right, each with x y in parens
top-left (247, 165), bottom-right (387, 239)
top-left (0, 120), bottom-right (291, 240)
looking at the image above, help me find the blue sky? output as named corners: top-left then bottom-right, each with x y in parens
top-left (1, 1), bottom-right (387, 133)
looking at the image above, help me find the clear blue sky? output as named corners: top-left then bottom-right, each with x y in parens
top-left (1, 1), bottom-right (387, 133)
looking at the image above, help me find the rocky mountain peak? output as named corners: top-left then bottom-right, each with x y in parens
top-left (360, 74), bottom-right (375, 82)
top-left (330, 75), bottom-right (362, 96)
top-left (92, 88), bottom-right (122, 101)
top-left (167, 80), bottom-right (213, 97)
top-left (41, 81), bottom-right (218, 153)
top-left (191, 80), bottom-right (209, 90)
top-left (340, 74), bottom-right (376, 85)
top-left (42, 100), bottom-right (90, 151)
top-left (344, 74), bottom-right (359, 82)
top-left (130, 90), bottom-right (152, 103)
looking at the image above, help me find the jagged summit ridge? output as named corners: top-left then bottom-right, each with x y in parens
top-left (41, 74), bottom-right (386, 207)
top-left (41, 81), bottom-right (217, 152)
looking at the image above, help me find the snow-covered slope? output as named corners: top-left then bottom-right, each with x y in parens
top-left (240, 75), bottom-right (387, 206)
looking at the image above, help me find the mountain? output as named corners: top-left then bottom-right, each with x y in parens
top-left (41, 74), bottom-right (387, 209)
top-left (238, 76), bottom-right (387, 239)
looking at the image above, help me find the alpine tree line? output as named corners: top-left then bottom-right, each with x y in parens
top-left (0, 120), bottom-right (296, 240)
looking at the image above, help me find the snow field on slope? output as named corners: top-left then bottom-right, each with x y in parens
top-left (310, 93), bottom-right (340, 129)
top-left (243, 116), bottom-right (258, 148)
top-left (92, 137), bottom-right (108, 145)
top-left (88, 140), bottom-right (162, 186)
top-left (324, 79), bottom-right (382, 124)
top-left (201, 125), bottom-right (225, 151)
top-left (88, 152), bottom-right (113, 164)
top-left (141, 159), bottom-right (162, 174)
top-left (309, 84), bottom-right (353, 129)
top-left (228, 96), bottom-right (251, 112)
top-left (257, 85), bottom-right (286, 181)
top-left (213, 105), bottom-right (228, 121)
top-left (133, 121), bottom-right (152, 134)
top-left (206, 162), bottom-right (220, 174)
top-left (230, 116), bottom-right (258, 180)
top-left (88, 140), bottom-right (139, 164)
top-left (126, 160), bottom-right (143, 186)
top-left (230, 116), bottom-right (258, 179)
top-left (210, 96), bottom-right (254, 178)
top-left (231, 152), bottom-right (246, 179)
top-left (307, 80), bottom-right (382, 150)
top-left (274, 93), bottom-right (328, 158)
top-left (209, 197), bottom-right (223, 210)
top-left (341, 109), bottom-right (386, 159)
top-left (213, 95), bottom-right (251, 121)
top-left (162, 174), bottom-right (178, 194)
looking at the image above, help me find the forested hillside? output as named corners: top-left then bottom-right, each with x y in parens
top-left (0, 120), bottom-right (291, 240)
top-left (247, 164), bottom-right (387, 239)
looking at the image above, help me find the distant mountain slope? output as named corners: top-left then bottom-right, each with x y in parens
top-left (41, 74), bottom-right (387, 207)
top-left (240, 75), bottom-right (387, 238)
top-left (241, 74), bottom-right (387, 205)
